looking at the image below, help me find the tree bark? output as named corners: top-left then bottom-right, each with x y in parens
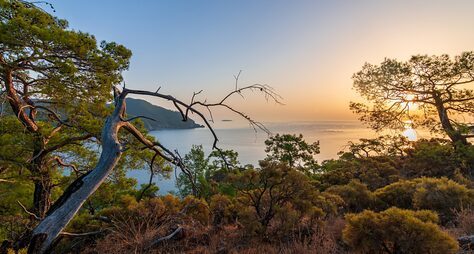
top-left (433, 95), bottom-right (468, 145)
top-left (24, 84), bottom-right (276, 253)
top-left (30, 151), bottom-right (52, 219)
top-left (27, 109), bottom-right (125, 253)
top-left (4, 69), bottom-right (54, 217)
top-left (32, 178), bottom-right (52, 219)
top-left (3, 69), bottom-right (38, 132)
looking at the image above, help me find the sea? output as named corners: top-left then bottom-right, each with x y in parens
top-left (127, 121), bottom-right (425, 194)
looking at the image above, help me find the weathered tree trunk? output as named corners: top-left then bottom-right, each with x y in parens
top-left (28, 133), bottom-right (54, 218)
top-left (30, 150), bottom-right (53, 218)
top-left (434, 95), bottom-right (468, 145)
top-left (27, 102), bottom-right (125, 254)
top-left (32, 178), bottom-right (52, 219)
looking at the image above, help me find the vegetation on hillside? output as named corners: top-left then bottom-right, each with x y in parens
top-left (1, 1), bottom-right (474, 253)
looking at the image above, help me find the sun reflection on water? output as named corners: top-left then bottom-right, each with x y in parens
top-left (402, 120), bottom-right (417, 141)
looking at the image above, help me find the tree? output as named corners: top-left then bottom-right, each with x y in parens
top-left (403, 138), bottom-right (467, 178)
top-left (0, 0), bottom-right (131, 217)
top-left (176, 145), bottom-right (208, 198)
top-left (0, 2), bottom-right (282, 252)
top-left (351, 52), bottom-right (474, 145)
top-left (264, 133), bottom-right (320, 174)
top-left (25, 80), bottom-right (278, 253)
top-left (343, 207), bottom-right (459, 254)
top-left (319, 155), bottom-right (400, 191)
top-left (176, 145), bottom-right (241, 199)
top-left (339, 135), bottom-right (409, 159)
top-left (230, 161), bottom-right (326, 235)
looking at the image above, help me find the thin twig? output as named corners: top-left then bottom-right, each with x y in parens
top-left (17, 200), bottom-right (40, 221)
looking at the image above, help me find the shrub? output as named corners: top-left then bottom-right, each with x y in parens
top-left (374, 177), bottom-right (474, 222)
top-left (319, 156), bottom-right (400, 191)
top-left (374, 179), bottom-right (417, 209)
top-left (182, 196), bottom-right (210, 225)
top-left (230, 162), bottom-right (327, 236)
top-left (343, 207), bottom-right (459, 254)
top-left (403, 139), bottom-right (459, 178)
top-left (209, 194), bottom-right (235, 226)
top-left (326, 180), bottom-right (375, 212)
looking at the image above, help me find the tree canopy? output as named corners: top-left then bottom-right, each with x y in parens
top-left (351, 52), bottom-right (474, 145)
top-left (264, 133), bottom-right (320, 174)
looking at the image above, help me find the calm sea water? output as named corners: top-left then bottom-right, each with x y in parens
top-left (127, 121), bottom-right (427, 194)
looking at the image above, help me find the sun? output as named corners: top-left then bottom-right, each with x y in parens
top-left (404, 94), bottom-right (418, 110)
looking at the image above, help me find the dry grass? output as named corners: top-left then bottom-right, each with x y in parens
top-left (152, 217), bottom-right (347, 254)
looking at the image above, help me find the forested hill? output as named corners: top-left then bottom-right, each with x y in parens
top-left (125, 98), bottom-right (204, 130)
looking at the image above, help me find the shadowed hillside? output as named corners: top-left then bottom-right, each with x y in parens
top-left (126, 98), bottom-right (204, 130)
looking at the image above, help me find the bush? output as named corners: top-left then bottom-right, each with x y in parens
top-left (374, 177), bottom-right (474, 222)
top-left (209, 194), bottom-right (235, 226)
top-left (374, 179), bottom-right (418, 209)
top-left (402, 139), bottom-right (468, 178)
top-left (343, 207), bottom-right (459, 254)
top-left (230, 162), bottom-right (328, 236)
top-left (319, 156), bottom-right (400, 191)
top-left (326, 180), bottom-right (375, 212)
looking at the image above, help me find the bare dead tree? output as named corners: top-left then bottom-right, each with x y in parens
top-left (25, 80), bottom-right (281, 253)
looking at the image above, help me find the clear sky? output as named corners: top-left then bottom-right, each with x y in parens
top-left (47, 0), bottom-right (474, 123)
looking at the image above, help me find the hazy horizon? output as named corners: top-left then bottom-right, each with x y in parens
top-left (47, 0), bottom-right (474, 122)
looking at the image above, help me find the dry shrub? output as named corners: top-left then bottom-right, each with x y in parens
top-left (84, 195), bottom-right (210, 254)
top-left (310, 216), bottom-right (346, 253)
top-left (456, 208), bottom-right (474, 235)
top-left (159, 217), bottom-right (348, 254)
top-left (0, 215), bottom-right (30, 244)
top-left (449, 207), bottom-right (474, 238)
top-left (82, 195), bottom-right (348, 253)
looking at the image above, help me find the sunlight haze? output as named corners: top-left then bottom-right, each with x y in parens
top-left (48, 0), bottom-right (474, 122)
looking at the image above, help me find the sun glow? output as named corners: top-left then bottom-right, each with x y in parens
top-left (402, 120), bottom-right (417, 141)
top-left (404, 94), bottom-right (418, 110)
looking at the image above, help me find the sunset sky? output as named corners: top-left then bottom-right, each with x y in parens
top-left (48, 0), bottom-right (474, 123)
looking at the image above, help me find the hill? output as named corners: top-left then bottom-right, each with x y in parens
top-left (125, 98), bottom-right (204, 130)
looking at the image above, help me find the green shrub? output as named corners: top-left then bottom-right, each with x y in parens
top-left (374, 177), bottom-right (474, 222)
top-left (326, 180), bottom-right (375, 212)
top-left (343, 207), bottom-right (459, 254)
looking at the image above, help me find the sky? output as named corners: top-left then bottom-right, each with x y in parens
top-left (47, 0), bottom-right (474, 124)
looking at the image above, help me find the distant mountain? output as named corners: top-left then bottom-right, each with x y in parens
top-left (125, 98), bottom-right (204, 130)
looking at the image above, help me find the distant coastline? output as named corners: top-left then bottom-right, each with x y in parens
top-left (126, 98), bottom-right (204, 130)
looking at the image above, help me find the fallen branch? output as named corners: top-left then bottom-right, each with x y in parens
top-left (145, 226), bottom-right (184, 250)
top-left (459, 235), bottom-right (474, 250)
top-left (59, 229), bottom-right (109, 237)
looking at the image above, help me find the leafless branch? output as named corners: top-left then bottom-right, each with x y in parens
top-left (59, 229), bottom-right (109, 237)
top-left (234, 70), bottom-right (242, 91)
top-left (121, 115), bottom-right (157, 123)
top-left (137, 152), bottom-right (159, 202)
top-left (17, 200), bottom-right (40, 221)
top-left (51, 156), bottom-right (85, 176)
top-left (145, 226), bottom-right (183, 250)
